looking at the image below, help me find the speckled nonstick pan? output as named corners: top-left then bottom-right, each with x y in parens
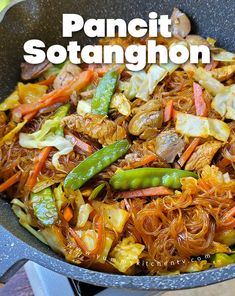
top-left (0, 0), bottom-right (235, 290)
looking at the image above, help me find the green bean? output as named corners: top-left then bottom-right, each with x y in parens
top-left (30, 187), bottom-right (58, 226)
top-left (64, 140), bottom-right (130, 190)
top-left (89, 183), bottom-right (106, 200)
top-left (110, 168), bottom-right (198, 190)
top-left (91, 69), bottom-right (119, 115)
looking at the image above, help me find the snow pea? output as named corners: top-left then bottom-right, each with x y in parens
top-left (91, 69), bottom-right (119, 115)
top-left (54, 103), bottom-right (70, 136)
top-left (110, 168), bottom-right (198, 190)
top-left (30, 187), bottom-right (58, 226)
top-left (64, 140), bottom-right (130, 190)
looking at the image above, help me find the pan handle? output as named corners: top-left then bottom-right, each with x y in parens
top-left (0, 226), bottom-right (28, 283)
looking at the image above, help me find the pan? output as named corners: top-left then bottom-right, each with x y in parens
top-left (0, 0), bottom-right (235, 291)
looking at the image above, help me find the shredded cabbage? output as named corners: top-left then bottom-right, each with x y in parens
top-left (91, 200), bottom-right (130, 233)
top-left (175, 112), bottom-right (230, 142)
top-left (213, 51), bottom-right (235, 62)
top-left (110, 237), bottom-right (144, 273)
top-left (77, 99), bottom-right (92, 115)
top-left (0, 91), bottom-right (20, 111)
top-left (122, 62), bottom-right (178, 101)
top-left (19, 132), bottom-right (74, 172)
top-left (19, 104), bottom-right (73, 171)
top-left (194, 67), bottom-right (224, 96)
top-left (212, 85), bottom-right (235, 120)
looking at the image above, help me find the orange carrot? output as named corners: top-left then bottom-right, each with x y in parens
top-left (37, 75), bottom-right (56, 86)
top-left (0, 172), bottom-right (21, 193)
top-left (63, 206), bottom-right (73, 222)
top-left (164, 100), bottom-right (174, 122)
top-left (172, 108), bottom-right (177, 120)
top-left (178, 138), bottom-right (200, 167)
top-left (117, 186), bottom-right (173, 199)
top-left (123, 154), bottom-right (157, 169)
top-left (13, 70), bottom-right (93, 118)
top-left (66, 132), bottom-right (93, 155)
top-left (193, 82), bottom-right (208, 116)
top-left (26, 146), bottom-right (52, 191)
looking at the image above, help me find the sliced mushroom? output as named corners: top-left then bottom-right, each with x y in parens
top-left (171, 7), bottom-right (191, 38)
top-left (21, 60), bottom-right (52, 81)
top-left (186, 35), bottom-right (210, 46)
top-left (128, 110), bottom-right (163, 136)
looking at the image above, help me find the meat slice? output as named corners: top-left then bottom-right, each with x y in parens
top-left (21, 60), bottom-right (52, 81)
top-left (53, 63), bottom-right (82, 89)
top-left (62, 114), bottom-right (126, 146)
top-left (185, 141), bottom-right (222, 171)
top-left (155, 129), bottom-right (185, 163)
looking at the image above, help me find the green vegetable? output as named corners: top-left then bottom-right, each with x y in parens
top-left (89, 183), bottom-right (106, 200)
top-left (0, 0), bottom-right (11, 12)
top-left (54, 103), bottom-right (71, 136)
top-left (19, 104), bottom-right (73, 172)
top-left (213, 50), bottom-right (235, 62)
top-left (11, 202), bottom-right (47, 244)
top-left (64, 140), bottom-right (130, 190)
top-left (91, 69), bottom-right (119, 115)
top-left (194, 67), bottom-right (224, 96)
top-left (30, 187), bottom-right (58, 226)
top-left (110, 168), bottom-right (198, 190)
top-left (212, 253), bottom-right (234, 268)
top-left (122, 62), bottom-right (178, 101)
top-left (54, 183), bottom-right (68, 211)
top-left (215, 230), bottom-right (235, 246)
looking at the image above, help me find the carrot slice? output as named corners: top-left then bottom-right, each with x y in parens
top-left (164, 100), bottom-right (174, 122)
top-left (193, 82), bottom-right (208, 116)
top-left (13, 70), bottom-right (93, 118)
top-left (178, 138), bottom-right (201, 167)
top-left (205, 60), bottom-right (219, 71)
top-left (89, 215), bottom-right (105, 256)
top-left (123, 154), bottom-right (157, 169)
top-left (37, 75), bottom-right (56, 86)
top-left (63, 206), bottom-right (73, 222)
top-left (0, 172), bottom-right (21, 193)
top-left (117, 186), bottom-right (173, 198)
top-left (26, 146), bottom-right (52, 191)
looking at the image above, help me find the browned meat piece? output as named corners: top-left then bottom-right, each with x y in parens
top-left (21, 60), bottom-right (52, 81)
top-left (185, 141), bottom-right (222, 171)
top-left (53, 63), bottom-right (82, 89)
top-left (62, 114), bottom-right (126, 146)
top-left (155, 129), bottom-right (185, 163)
top-left (171, 7), bottom-right (191, 38)
top-left (128, 111), bottom-right (163, 137)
